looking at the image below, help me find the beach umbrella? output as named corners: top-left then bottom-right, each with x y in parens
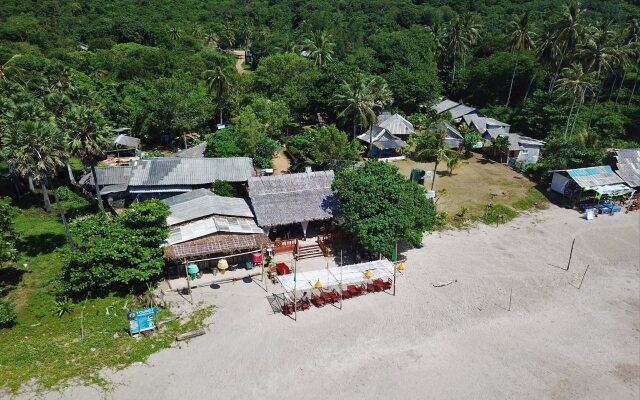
top-left (364, 269), bottom-right (373, 279)
top-left (314, 279), bottom-right (323, 289)
top-left (397, 263), bottom-right (405, 271)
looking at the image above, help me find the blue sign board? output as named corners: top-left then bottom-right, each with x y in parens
top-left (127, 307), bottom-right (158, 335)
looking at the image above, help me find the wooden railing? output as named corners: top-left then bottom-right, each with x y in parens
top-left (274, 238), bottom-right (297, 254)
top-left (316, 232), bottom-right (349, 257)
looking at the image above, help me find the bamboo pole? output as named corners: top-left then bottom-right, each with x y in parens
top-left (566, 238), bottom-right (576, 271)
top-left (508, 288), bottom-right (512, 311)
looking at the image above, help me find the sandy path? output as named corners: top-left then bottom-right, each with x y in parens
top-left (272, 150), bottom-right (291, 174)
top-left (231, 50), bottom-right (246, 74)
top-left (11, 207), bottom-right (640, 399)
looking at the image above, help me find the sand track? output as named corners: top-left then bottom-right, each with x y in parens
top-left (10, 206), bottom-right (640, 400)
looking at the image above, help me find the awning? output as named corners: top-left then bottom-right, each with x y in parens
top-left (277, 259), bottom-right (396, 293)
top-left (584, 183), bottom-right (635, 197)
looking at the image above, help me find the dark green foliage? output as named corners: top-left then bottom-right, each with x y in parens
top-left (205, 128), bottom-right (243, 158)
top-left (56, 187), bottom-right (97, 219)
top-left (0, 299), bottom-right (17, 329)
top-left (0, 200), bottom-right (18, 265)
top-left (542, 136), bottom-right (605, 170)
top-left (333, 160), bottom-right (436, 256)
top-left (287, 125), bottom-right (362, 172)
top-left (211, 180), bottom-right (234, 197)
top-left (63, 200), bottom-right (170, 297)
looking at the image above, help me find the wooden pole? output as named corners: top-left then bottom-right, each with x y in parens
top-left (340, 258), bottom-right (343, 310)
top-left (393, 242), bottom-right (398, 296)
top-left (508, 288), bottom-right (512, 311)
top-left (577, 265), bottom-right (590, 290)
top-left (184, 261), bottom-right (193, 305)
top-left (293, 259), bottom-right (297, 321)
top-left (566, 238), bottom-right (576, 271)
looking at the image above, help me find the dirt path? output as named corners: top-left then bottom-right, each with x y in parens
top-left (231, 50), bottom-right (246, 74)
top-left (272, 149), bottom-right (291, 174)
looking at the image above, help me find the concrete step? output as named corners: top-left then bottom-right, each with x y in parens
top-left (296, 244), bottom-right (324, 259)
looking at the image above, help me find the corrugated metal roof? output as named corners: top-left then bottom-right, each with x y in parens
top-left (378, 114), bottom-right (415, 137)
top-left (614, 148), bottom-right (640, 188)
top-left (438, 121), bottom-right (463, 139)
top-left (163, 189), bottom-right (254, 225)
top-left (358, 126), bottom-right (387, 143)
top-left (447, 104), bottom-right (477, 119)
top-left (113, 134), bottom-right (140, 148)
top-left (79, 166), bottom-right (132, 186)
top-left (431, 99), bottom-right (459, 114)
top-left (161, 216), bottom-right (263, 246)
top-left (358, 128), bottom-right (407, 150)
top-left (128, 157), bottom-right (254, 187)
top-left (174, 142), bottom-right (207, 158)
top-left (565, 166), bottom-right (624, 188)
top-left (248, 171), bottom-right (336, 227)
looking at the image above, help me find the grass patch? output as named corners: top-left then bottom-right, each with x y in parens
top-left (481, 203), bottom-right (519, 225)
top-left (0, 171), bottom-right (213, 393)
top-left (513, 187), bottom-right (549, 211)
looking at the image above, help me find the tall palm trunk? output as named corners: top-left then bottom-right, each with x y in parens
top-left (49, 178), bottom-right (75, 250)
top-left (629, 66), bottom-right (638, 105)
top-left (28, 176), bottom-right (35, 193)
top-left (91, 165), bottom-right (104, 213)
top-left (608, 76), bottom-right (618, 101)
top-left (506, 59), bottom-right (518, 106)
top-left (570, 94), bottom-right (584, 137)
top-left (352, 117), bottom-right (357, 140)
top-left (564, 94), bottom-right (577, 138)
top-left (523, 71), bottom-right (536, 103)
top-left (587, 71), bottom-right (603, 129)
top-left (65, 161), bottom-right (77, 186)
top-left (452, 59), bottom-right (457, 84)
top-left (369, 128), bottom-right (373, 158)
top-left (430, 160), bottom-right (439, 191)
top-left (614, 70), bottom-right (627, 106)
top-left (549, 42), bottom-right (568, 93)
top-left (40, 181), bottom-right (51, 213)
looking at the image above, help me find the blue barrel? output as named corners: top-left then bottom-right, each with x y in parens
top-left (245, 256), bottom-right (254, 270)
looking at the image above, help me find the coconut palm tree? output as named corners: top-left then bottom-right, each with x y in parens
top-left (414, 127), bottom-right (451, 191)
top-left (332, 75), bottom-right (392, 155)
top-left (0, 54), bottom-right (23, 83)
top-left (626, 19), bottom-right (640, 104)
top-left (578, 22), bottom-right (614, 127)
top-left (61, 105), bottom-right (112, 213)
top-left (169, 27), bottom-right (182, 42)
top-left (191, 24), bottom-right (204, 40)
top-left (555, 63), bottom-right (594, 137)
top-left (302, 31), bottom-right (336, 66)
top-left (203, 30), bottom-right (218, 48)
top-left (0, 120), bottom-right (74, 248)
top-left (492, 135), bottom-right (511, 163)
top-left (549, 1), bottom-right (584, 92)
top-left (506, 12), bottom-right (536, 106)
top-left (445, 13), bottom-right (481, 83)
top-left (201, 66), bottom-right (231, 125)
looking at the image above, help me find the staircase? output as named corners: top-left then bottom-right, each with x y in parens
top-left (296, 243), bottom-right (324, 260)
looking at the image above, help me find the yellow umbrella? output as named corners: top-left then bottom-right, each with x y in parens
top-left (314, 279), bottom-right (323, 289)
top-left (218, 259), bottom-right (229, 275)
top-left (397, 263), bottom-right (405, 271)
top-left (364, 269), bottom-right (373, 279)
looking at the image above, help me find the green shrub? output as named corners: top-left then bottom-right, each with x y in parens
top-left (0, 299), bottom-right (17, 328)
top-left (211, 180), bottom-right (234, 197)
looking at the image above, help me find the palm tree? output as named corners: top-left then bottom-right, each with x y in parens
top-left (203, 30), bottom-right (218, 48)
top-left (506, 12), bottom-right (536, 106)
top-left (414, 128), bottom-right (451, 191)
top-left (445, 13), bottom-right (481, 83)
top-left (549, 1), bottom-right (584, 92)
top-left (1, 120), bottom-right (74, 248)
top-left (446, 151), bottom-right (462, 175)
top-left (555, 63), bottom-right (594, 137)
top-left (62, 105), bottom-right (112, 213)
top-left (626, 19), bottom-right (640, 104)
top-left (609, 41), bottom-right (632, 105)
top-left (191, 24), bottom-right (203, 40)
top-left (302, 31), bottom-right (336, 66)
top-left (332, 75), bottom-right (392, 155)
top-left (578, 22), bottom-right (614, 127)
top-left (201, 66), bottom-right (231, 125)
top-left (492, 135), bottom-right (511, 163)
top-left (0, 54), bottom-right (23, 83)
top-left (169, 27), bottom-right (182, 42)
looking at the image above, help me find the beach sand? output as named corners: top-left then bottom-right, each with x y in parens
top-left (10, 206), bottom-right (640, 400)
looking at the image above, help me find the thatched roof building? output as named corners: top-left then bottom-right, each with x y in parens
top-left (247, 171), bottom-right (336, 231)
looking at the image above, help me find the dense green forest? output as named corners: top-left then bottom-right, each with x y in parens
top-left (1, 0), bottom-right (639, 173)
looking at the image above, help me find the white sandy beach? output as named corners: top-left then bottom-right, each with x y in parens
top-left (11, 205), bottom-right (640, 400)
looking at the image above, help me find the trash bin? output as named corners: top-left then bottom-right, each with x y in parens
top-left (252, 253), bottom-right (263, 264)
top-left (245, 256), bottom-right (254, 270)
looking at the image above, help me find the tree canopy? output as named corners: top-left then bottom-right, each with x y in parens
top-left (333, 160), bottom-right (436, 256)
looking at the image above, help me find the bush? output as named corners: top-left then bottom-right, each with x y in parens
top-left (63, 200), bottom-right (170, 297)
top-left (211, 180), bottom-right (234, 197)
top-left (0, 299), bottom-right (17, 329)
